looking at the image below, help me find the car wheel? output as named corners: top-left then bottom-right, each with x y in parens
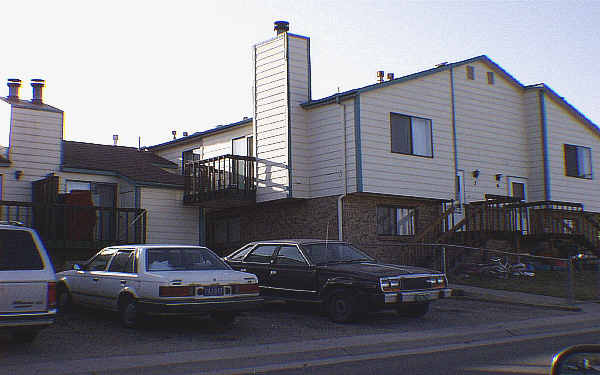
top-left (211, 312), bottom-right (237, 325)
top-left (12, 329), bottom-right (39, 343)
top-left (57, 285), bottom-right (71, 313)
top-left (328, 289), bottom-right (357, 323)
top-left (397, 302), bottom-right (430, 318)
top-left (119, 296), bottom-right (139, 328)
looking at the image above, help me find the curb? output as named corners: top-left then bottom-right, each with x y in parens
top-left (451, 288), bottom-right (582, 312)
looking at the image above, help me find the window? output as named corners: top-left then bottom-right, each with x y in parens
top-left (512, 182), bottom-right (525, 201)
top-left (245, 245), bottom-right (278, 263)
top-left (86, 250), bottom-right (115, 271)
top-left (0, 230), bottom-right (43, 271)
top-left (377, 206), bottom-right (416, 236)
top-left (564, 144), bottom-right (592, 179)
top-left (213, 217), bottom-right (241, 245)
top-left (229, 244), bottom-right (254, 261)
top-left (108, 251), bottom-right (134, 273)
top-left (275, 245), bottom-right (307, 266)
top-left (390, 113), bottom-right (433, 157)
top-left (466, 66), bottom-right (475, 80)
top-left (146, 248), bottom-right (229, 271)
top-left (487, 72), bottom-right (494, 85)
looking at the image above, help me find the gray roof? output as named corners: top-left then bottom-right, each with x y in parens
top-left (0, 97), bottom-right (63, 113)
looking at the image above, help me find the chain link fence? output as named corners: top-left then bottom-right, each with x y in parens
top-left (363, 243), bottom-right (600, 305)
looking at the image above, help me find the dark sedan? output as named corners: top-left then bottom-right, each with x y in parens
top-left (224, 240), bottom-right (452, 322)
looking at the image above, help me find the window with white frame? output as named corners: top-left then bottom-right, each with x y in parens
top-left (377, 206), bottom-right (416, 236)
top-left (564, 144), bottom-right (592, 179)
top-left (455, 171), bottom-right (465, 212)
top-left (390, 113), bottom-right (433, 157)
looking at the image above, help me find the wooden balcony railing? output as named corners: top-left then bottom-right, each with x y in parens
top-left (183, 154), bottom-right (256, 208)
top-left (0, 200), bottom-right (146, 250)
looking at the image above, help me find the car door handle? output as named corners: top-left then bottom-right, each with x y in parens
top-left (120, 280), bottom-right (127, 285)
top-left (270, 270), bottom-right (277, 276)
top-left (92, 278), bottom-right (99, 282)
top-left (240, 268), bottom-right (247, 272)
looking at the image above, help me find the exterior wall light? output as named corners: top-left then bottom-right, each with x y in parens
top-left (472, 169), bottom-right (480, 185)
top-left (15, 170), bottom-right (23, 180)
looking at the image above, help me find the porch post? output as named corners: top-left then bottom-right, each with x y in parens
top-left (199, 207), bottom-right (206, 246)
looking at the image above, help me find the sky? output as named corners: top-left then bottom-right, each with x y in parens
top-left (2, 0), bottom-right (599, 148)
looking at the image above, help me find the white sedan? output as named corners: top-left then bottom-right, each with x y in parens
top-left (56, 245), bottom-right (262, 327)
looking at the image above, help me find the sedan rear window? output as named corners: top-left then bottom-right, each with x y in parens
top-left (0, 230), bottom-right (43, 270)
top-left (146, 248), bottom-right (230, 271)
top-left (302, 243), bottom-right (374, 265)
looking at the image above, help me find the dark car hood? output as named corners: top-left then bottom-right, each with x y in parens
top-left (317, 262), bottom-right (441, 278)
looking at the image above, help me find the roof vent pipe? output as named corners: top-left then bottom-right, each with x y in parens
top-left (387, 73), bottom-right (394, 81)
top-left (377, 71), bottom-right (385, 83)
top-left (113, 134), bottom-right (118, 146)
top-left (274, 21), bottom-right (289, 35)
top-left (31, 79), bottom-right (45, 104)
top-left (7, 79), bottom-right (21, 100)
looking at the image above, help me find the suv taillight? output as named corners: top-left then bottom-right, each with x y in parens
top-left (47, 282), bottom-right (57, 309)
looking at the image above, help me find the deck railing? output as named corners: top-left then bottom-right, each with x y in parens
top-left (0, 200), bottom-right (146, 249)
top-left (183, 154), bottom-right (256, 207)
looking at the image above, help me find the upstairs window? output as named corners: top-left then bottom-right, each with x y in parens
top-left (564, 144), bottom-right (592, 179)
top-left (487, 72), bottom-right (495, 85)
top-left (390, 113), bottom-right (433, 157)
top-left (377, 206), bottom-right (416, 236)
top-left (466, 66), bottom-right (475, 80)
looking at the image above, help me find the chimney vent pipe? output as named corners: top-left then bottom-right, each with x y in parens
top-left (113, 134), bottom-right (119, 146)
top-left (377, 71), bottom-right (385, 83)
top-left (387, 73), bottom-right (394, 81)
top-left (274, 21), bottom-right (289, 35)
top-left (7, 79), bottom-right (21, 100)
top-left (172, 130), bottom-right (177, 140)
top-left (31, 79), bottom-right (45, 104)
top-left (182, 131), bottom-right (188, 137)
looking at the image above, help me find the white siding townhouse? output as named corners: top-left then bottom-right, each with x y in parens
top-left (2, 21), bottom-right (599, 264)
top-left (146, 22), bottom-right (600, 262)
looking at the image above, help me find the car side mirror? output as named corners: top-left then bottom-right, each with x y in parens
top-left (73, 264), bottom-right (81, 271)
top-left (551, 345), bottom-right (600, 374)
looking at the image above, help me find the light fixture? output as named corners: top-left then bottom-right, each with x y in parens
top-left (15, 170), bottom-right (23, 180)
top-left (472, 169), bottom-right (480, 185)
top-left (495, 174), bottom-right (503, 181)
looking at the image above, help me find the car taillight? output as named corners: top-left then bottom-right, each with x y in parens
top-left (47, 282), bottom-right (57, 309)
top-left (159, 286), bottom-right (194, 297)
top-left (234, 283), bottom-right (259, 294)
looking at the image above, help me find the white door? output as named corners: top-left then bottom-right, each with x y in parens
top-left (508, 177), bottom-right (528, 233)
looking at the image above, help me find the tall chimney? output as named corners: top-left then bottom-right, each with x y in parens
top-left (31, 79), bottom-right (45, 104)
top-left (7, 79), bottom-right (21, 100)
top-left (274, 21), bottom-right (289, 35)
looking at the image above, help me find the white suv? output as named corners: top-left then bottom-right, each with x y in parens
top-left (0, 223), bottom-right (57, 342)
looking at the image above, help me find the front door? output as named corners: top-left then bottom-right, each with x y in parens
top-left (97, 250), bottom-right (139, 310)
top-left (268, 245), bottom-right (317, 301)
top-left (241, 244), bottom-right (278, 296)
top-left (508, 177), bottom-right (528, 233)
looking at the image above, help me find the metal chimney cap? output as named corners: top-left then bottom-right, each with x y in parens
top-left (8, 78), bottom-right (21, 84)
top-left (274, 21), bottom-right (289, 34)
top-left (31, 79), bottom-right (45, 87)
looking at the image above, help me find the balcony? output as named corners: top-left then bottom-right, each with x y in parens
top-left (183, 154), bottom-right (256, 209)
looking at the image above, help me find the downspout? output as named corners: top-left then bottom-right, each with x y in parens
top-left (539, 89), bottom-right (551, 200)
top-left (450, 67), bottom-right (459, 191)
top-left (337, 96), bottom-right (348, 241)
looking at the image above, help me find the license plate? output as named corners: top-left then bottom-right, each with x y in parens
top-left (203, 286), bottom-right (224, 296)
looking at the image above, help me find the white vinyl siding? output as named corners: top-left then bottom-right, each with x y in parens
top-left (545, 95), bottom-right (600, 211)
top-left (254, 35), bottom-right (290, 202)
top-left (304, 99), bottom-right (357, 197)
top-left (288, 36), bottom-right (311, 199)
top-left (360, 71), bottom-right (454, 200)
top-left (453, 61), bottom-right (528, 203)
top-left (140, 187), bottom-right (199, 244)
top-left (524, 90), bottom-right (545, 202)
top-left (3, 107), bottom-right (63, 202)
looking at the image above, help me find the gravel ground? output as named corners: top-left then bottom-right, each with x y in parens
top-left (0, 298), bottom-right (576, 366)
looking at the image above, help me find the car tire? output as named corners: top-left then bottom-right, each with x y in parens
top-left (328, 289), bottom-right (357, 323)
top-left (12, 329), bottom-right (39, 343)
top-left (119, 296), bottom-right (139, 328)
top-left (57, 284), bottom-right (72, 313)
top-left (211, 312), bottom-right (237, 325)
top-left (397, 302), bottom-right (430, 318)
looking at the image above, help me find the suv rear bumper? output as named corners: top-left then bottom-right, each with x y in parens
top-left (137, 296), bottom-right (263, 315)
top-left (0, 310), bottom-right (56, 328)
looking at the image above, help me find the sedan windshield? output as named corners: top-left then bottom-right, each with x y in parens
top-left (146, 248), bottom-right (230, 271)
top-left (302, 243), bottom-right (374, 265)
